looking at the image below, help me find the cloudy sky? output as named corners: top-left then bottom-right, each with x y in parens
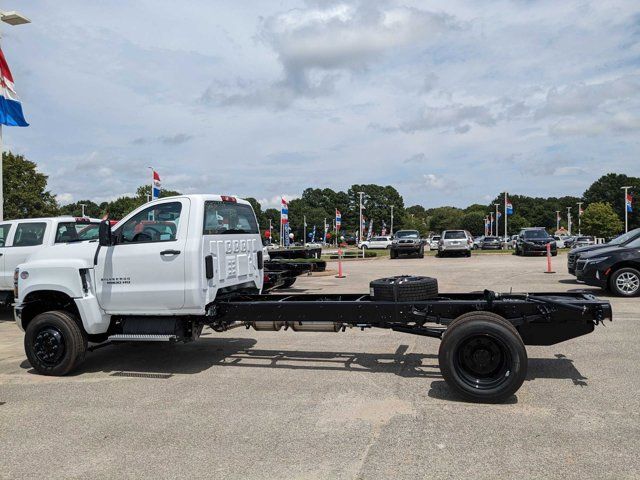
top-left (5, 0), bottom-right (640, 208)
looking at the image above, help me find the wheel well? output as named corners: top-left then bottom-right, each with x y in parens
top-left (607, 262), bottom-right (640, 286)
top-left (20, 291), bottom-right (81, 332)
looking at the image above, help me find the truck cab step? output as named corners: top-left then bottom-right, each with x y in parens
top-left (107, 334), bottom-right (178, 342)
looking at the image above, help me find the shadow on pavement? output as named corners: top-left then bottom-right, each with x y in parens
top-left (526, 353), bottom-right (588, 386)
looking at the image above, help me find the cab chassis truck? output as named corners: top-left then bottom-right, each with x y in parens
top-left (13, 195), bottom-right (612, 403)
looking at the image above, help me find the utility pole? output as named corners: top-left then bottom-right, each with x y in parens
top-left (390, 205), bottom-right (394, 235)
top-left (0, 9), bottom-right (31, 221)
top-left (567, 207), bottom-right (572, 236)
top-left (576, 202), bottom-right (583, 235)
top-left (494, 204), bottom-right (500, 237)
top-left (621, 186), bottom-right (633, 233)
top-left (504, 192), bottom-right (508, 240)
top-left (79, 203), bottom-right (87, 218)
top-left (555, 210), bottom-right (560, 233)
top-left (358, 191), bottom-right (364, 244)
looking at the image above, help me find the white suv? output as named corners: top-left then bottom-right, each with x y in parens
top-left (359, 236), bottom-right (392, 249)
top-left (437, 230), bottom-right (473, 257)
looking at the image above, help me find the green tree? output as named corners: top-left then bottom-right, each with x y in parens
top-left (2, 152), bottom-right (59, 219)
top-left (583, 173), bottom-right (639, 230)
top-left (580, 202), bottom-right (624, 238)
top-left (426, 206), bottom-right (463, 233)
top-left (460, 211), bottom-right (485, 236)
top-left (59, 200), bottom-right (102, 218)
top-left (347, 184), bottom-right (405, 234)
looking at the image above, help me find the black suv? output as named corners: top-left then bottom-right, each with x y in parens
top-left (390, 230), bottom-right (424, 259)
top-left (515, 228), bottom-right (557, 256)
top-left (575, 236), bottom-right (640, 296)
top-left (568, 228), bottom-right (640, 275)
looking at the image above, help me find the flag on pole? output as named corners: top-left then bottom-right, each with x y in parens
top-left (627, 194), bottom-right (633, 213)
top-left (152, 170), bottom-right (162, 200)
top-left (497, 211), bottom-right (502, 219)
top-left (557, 211), bottom-right (561, 221)
top-left (578, 205), bottom-right (584, 216)
top-left (309, 225), bottom-right (316, 242)
top-left (335, 209), bottom-right (341, 230)
top-left (0, 48), bottom-right (28, 127)
top-left (281, 198), bottom-right (288, 224)
top-left (283, 222), bottom-right (290, 247)
top-left (367, 219), bottom-right (373, 241)
top-left (381, 220), bottom-right (387, 236)
top-left (506, 197), bottom-right (513, 215)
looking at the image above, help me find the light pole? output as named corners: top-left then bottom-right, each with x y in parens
top-left (555, 210), bottom-right (560, 233)
top-left (0, 8), bottom-right (30, 221)
top-left (576, 202), bottom-right (583, 235)
top-left (358, 191), bottom-right (364, 244)
top-left (566, 207), bottom-right (572, 236)
top-left (303, 215), bottom-right (306, 247)
top-left (79, 203), bottom-right (87, 218)
top-left (494, 204), bottom-right (500, 237)
top-left (621, 186), bottom-right (633, 233)
top-left (390, 205), bottom-right (394, 236)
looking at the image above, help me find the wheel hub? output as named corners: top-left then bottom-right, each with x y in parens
top-left (616, 273), bottom-right (639, 294)
top-left (455, 334), bottom-right (511, 388)
top-left (33, 327), bottom-right (65, 366)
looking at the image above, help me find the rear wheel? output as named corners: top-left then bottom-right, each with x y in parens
top-left (390, 249), bottom-right (398, 259)
top-left (24, 310), bottom-right (87, 376)
top-left (439, 312), bottom-right (527, 403)
top-left (609, 267), bottom-right (640, 297)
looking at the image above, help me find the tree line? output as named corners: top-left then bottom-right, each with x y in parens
top-left (3, 151), bottom-right (637, 238)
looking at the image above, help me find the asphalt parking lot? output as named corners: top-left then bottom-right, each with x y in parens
top-left (1, 252), bottom-right (638, 479)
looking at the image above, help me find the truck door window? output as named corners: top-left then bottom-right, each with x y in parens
top-left (118, 202), bottom-right (182, 244)
top-left (13, 223), bottom-right (47, 247)
top-left (55, 222), bottom-right (101, 243)
top-left (203, 201), bottom-right (259, 235)
top-left (0, 224), bottom-right (11, 247)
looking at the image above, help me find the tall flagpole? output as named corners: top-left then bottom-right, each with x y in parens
top-left (494, 204), bottom-right (500, 237)
top-left (555, 210), bottom-right (560, 233)
top-left (390, 205), bottom-right (394, 235)
top-left (358, 191), bottom-right (364, 244)
top-left (567, 207), bottom-right (572, 236)
top-left (576, 202), bottom-right (583, 235)
top-left (0, 124), bottom-right (3, 221)
top-left (504, 192), bottom-right (508, 240)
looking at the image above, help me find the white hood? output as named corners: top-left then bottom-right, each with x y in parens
top-left (20, 241), bottom-right (100, 269)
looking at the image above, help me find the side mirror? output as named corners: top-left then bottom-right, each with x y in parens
top-left (98, 220), bottom-right (113, 246)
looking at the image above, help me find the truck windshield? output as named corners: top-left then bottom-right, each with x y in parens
top-left (523, 230), bottom-right (549, 239)
top-left (55, 222), bottom-right (100, 243)
top-left (396, 231), bottom-right (419, 239)
top-left (203, 201), bottom-right (259, 235)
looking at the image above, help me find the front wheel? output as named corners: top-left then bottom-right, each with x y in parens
top-left (610, 267), bottom-right (640, 297)
top-left (439, 312), bottom-right (527, 403)
top-left (24, 310), bottom-right (87, 376)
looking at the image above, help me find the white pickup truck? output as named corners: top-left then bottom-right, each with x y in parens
top-left (13, 194), bottom-right (612, 403)
top-left (0, 216), bottom-right (100, 305)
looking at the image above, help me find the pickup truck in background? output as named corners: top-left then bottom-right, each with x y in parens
top-left (13, 195), bottom-right (612, 404)
top-left (0, 216), bottom-right (101, 305)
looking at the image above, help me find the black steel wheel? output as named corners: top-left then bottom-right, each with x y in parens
top-left (24, 310), bottom-right (87, 376)
top-left (439, 312), bottom-right (527, 403)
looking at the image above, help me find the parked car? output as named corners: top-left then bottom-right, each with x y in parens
top-left (571, 236), bottom-right (595, 249)
top-left (552, 236), bottom-right (566, 249)
top-left (390, 230), bottom-right (424, 259)
top-left (509, 235), bottom-right (519, 249)
top-left (359, 236), bottom-right (392, 250)
top-left (437, 230), bottom-right (473, 257)
top-left (514, 228), bottom-right (557, 256)
top-left (472, 236), bottom-right (485, 250)
top-left (481, 236), bottom-right (502, 250)
top-left (568, 228), bottom-right (640, 275)
top-left (563, 236), bottom-right (577, 248)
top-left (428, 235), bottom-right (441, 250)
top-left (575, 235), bottom-right (640, 296)
top-left (0, 216), bottom-right (101, 306)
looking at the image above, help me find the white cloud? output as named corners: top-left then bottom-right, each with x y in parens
top-left (422, 173), bottom-right (456, 190)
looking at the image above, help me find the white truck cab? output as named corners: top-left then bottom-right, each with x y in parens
top-left (0, 216), bottom-right (101, 305)
top-left (14, 195), bottom-right (263, 374)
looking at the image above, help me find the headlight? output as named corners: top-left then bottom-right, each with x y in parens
top-left (585, 257), bottom-right (609, 266)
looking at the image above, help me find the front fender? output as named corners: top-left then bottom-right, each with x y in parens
top-left (17, 259), bottom-right (89, 303)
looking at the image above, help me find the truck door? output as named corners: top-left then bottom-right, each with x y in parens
top-left (2, 221), bottom-right (48, 289)
top-left (202, 199), bottom-right (262, 302)
top-left (95, 199), bottom-right (188, 313)
top-left (0, 223), bottom-right (13, 289)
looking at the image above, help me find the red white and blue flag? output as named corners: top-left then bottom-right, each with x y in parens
top-left (152, 170), bottom-right (161, 200)
top-left (335, 209), bottom-right (341, 230)
top-left (0, 48), bottom-right (28, 127)
top-left (281, 197), bottom-right (288, 224)
top-left (506, 197), bottom-right (513, 215)
top-left (627, 194), bottom-right (633, 213)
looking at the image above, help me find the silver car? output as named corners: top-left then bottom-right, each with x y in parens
top-left (437, 230), bottom-right (473, 257)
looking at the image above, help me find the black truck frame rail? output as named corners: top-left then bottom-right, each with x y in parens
top-left (211, 290), bottom-right (611, 346)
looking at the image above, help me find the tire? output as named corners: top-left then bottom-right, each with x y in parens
top-left (390, 249), bottom-right (398, 259)
top-left (551, 252), bottom-right (557, 257)
top-left (370, 275), bottom-right (438, 301)
top-left (465, 250), bottom-right (471, 258)
top-left (609, 267), bottom-right (640, 297)
top-left (418, 247), bottom-right (424, 259)
top-left (439, 312), bottom-right (527, 403)
top-left (24, 310), bottom-right (87, 376)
